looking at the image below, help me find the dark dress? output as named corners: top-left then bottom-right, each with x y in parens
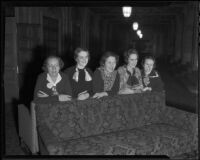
top-left (141, 70), bottom-right (164, 92)
top-left (34, 72), bottom-right (72, 103)
top-left (64, 66), bottom-right (93, 98)
top-left (93, 67), bottom-right (120, 96)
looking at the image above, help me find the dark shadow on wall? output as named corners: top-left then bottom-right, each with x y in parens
top-left (19, 45), bottom-right (47, 108)
top-left (61, 35), bottom-right (76, 70)
top-left (11, 98), bottom-right (20, 134)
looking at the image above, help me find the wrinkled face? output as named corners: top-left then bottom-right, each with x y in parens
top-left (76, 51), bottom-right (89, 68)
top-left (104, 56), bottom-right (116, 73)
top-left (144, 58), bottom-right (154, 75)
top-left (47, 58), bottom-right (60, 77)
top-left (128, 53), bottom-right (138, 68)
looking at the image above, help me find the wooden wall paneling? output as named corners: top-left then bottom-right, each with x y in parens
top-left (99, 18), bottom-right (105, 53)
top-left (108, 23), bottom-right (113, 50)
top-left (162, 26), bottom-right (168, 58)
top-left (171, 18), bottom-right (176, 60)
top-left (156, 31), bottom-right (163, 58)
top-left (62, 7), bottom-right (74, 67)
top-left (5, 7), bottom-right (15, 17)
top-left (89, 13), bottom-right (94, 52)
top-left (4, 17), bottom-right (19, 103)
top-left (80, 7), bottom-right (89, 49)
top-left (174, 13), bottom-right (184, 62)
top-left (159, 31), bottom-right (164, 58)
top-left (42, 7), bottom-right (63, 54)
top-left (58, 8), bottom-right (62, 55)
top-left (61, 7), bottom-right (69, 53)
top-left (191, 2), bottom-right (198, 70)
top-left (93, 15), bottom-right (99, 51)
top-left (17, 23), bottom-right (40, 88)
top-left (43, 16), bottom-right (59, 55)
top-left (165, 24), bottom-right (171, 59)
top-left (71, 7), bottom-right (81, 50)
top-left (166, 20), bottom-right (175, 59)
top-left (181, 4), bottom-right (194, 64)
top-left (102, 21), bottom-right (108, 52)
top-left (69, 7), bottom-right (73, 53)
top-left (80, 8), bottom-right (85, 48)
top-left (179, 13), bottom-right (184, 63)
top-left (86, 9), bottom-right (90, 49)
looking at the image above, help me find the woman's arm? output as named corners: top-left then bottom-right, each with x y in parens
top-left (33, 74), bottom-right (59, 103)
top-left (92, 69), bottom-right (108, 98)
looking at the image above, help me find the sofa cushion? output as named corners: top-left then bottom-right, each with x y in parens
top-left (36, 92), bottom-right (165, 141)
top-left (43, 123), bottom-right (194, 156)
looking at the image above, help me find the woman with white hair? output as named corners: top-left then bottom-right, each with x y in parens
top-left (34, 55), bottom-right (72, 103)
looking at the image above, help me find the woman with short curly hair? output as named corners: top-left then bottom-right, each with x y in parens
top-left (34, 55), bottom-right (72, 103)
top-left (92, 51), bottom-right (120, 99)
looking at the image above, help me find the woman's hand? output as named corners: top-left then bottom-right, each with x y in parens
top-left (58, 94), bottom-right (72, 101)
top-left (77, 92), bottom-right (89, 100)
top-left (93, 92), bottom-right (108, 99)
top-left (132, 84), bottom-right (143, 91)
top-left (133, 89), bottom-right (143, 93)
top-left (118, 88), bottom-right (134, 95)
top-left (142, 87), bottom-right (152, 92)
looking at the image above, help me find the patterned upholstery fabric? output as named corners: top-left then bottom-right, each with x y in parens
top-left (35, 92), bottom-right (198, 157)
top-left (36, 92), bottom-right (165, 140)
top-left (41, 124), bottom-right (194, 156)
top-left (158, 105), bottom-right (198, 151)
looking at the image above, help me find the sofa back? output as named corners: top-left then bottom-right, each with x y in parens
top-left (159, 105), bottom-right (198, 150)
top-left (36, 92), bottom-right (166, 141)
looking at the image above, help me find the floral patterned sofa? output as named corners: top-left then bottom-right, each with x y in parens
top-left (34, 92), bottom-right (198, 157)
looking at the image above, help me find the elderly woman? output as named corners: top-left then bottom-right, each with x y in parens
top-left (64, 47), bottom-right (93, 100)
top-left (93, 51), bottom-right (120, 99)
top-left (141, 56), bottom-right (164, 92)
top-left (118, 49), bottom-right (143, 94)
top-left (34, 56), bottom-right (72, 103)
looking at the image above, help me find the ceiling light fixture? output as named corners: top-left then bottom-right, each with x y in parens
top-left (132, 22), bottom-right (139, 30)
top-left (122, 6), bottom-right (132, 18)
top-left (137, 30), bottom-right (142, 36)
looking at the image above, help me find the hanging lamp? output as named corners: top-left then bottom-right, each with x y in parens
top-left (122, 6), bottom-right (132, 17)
